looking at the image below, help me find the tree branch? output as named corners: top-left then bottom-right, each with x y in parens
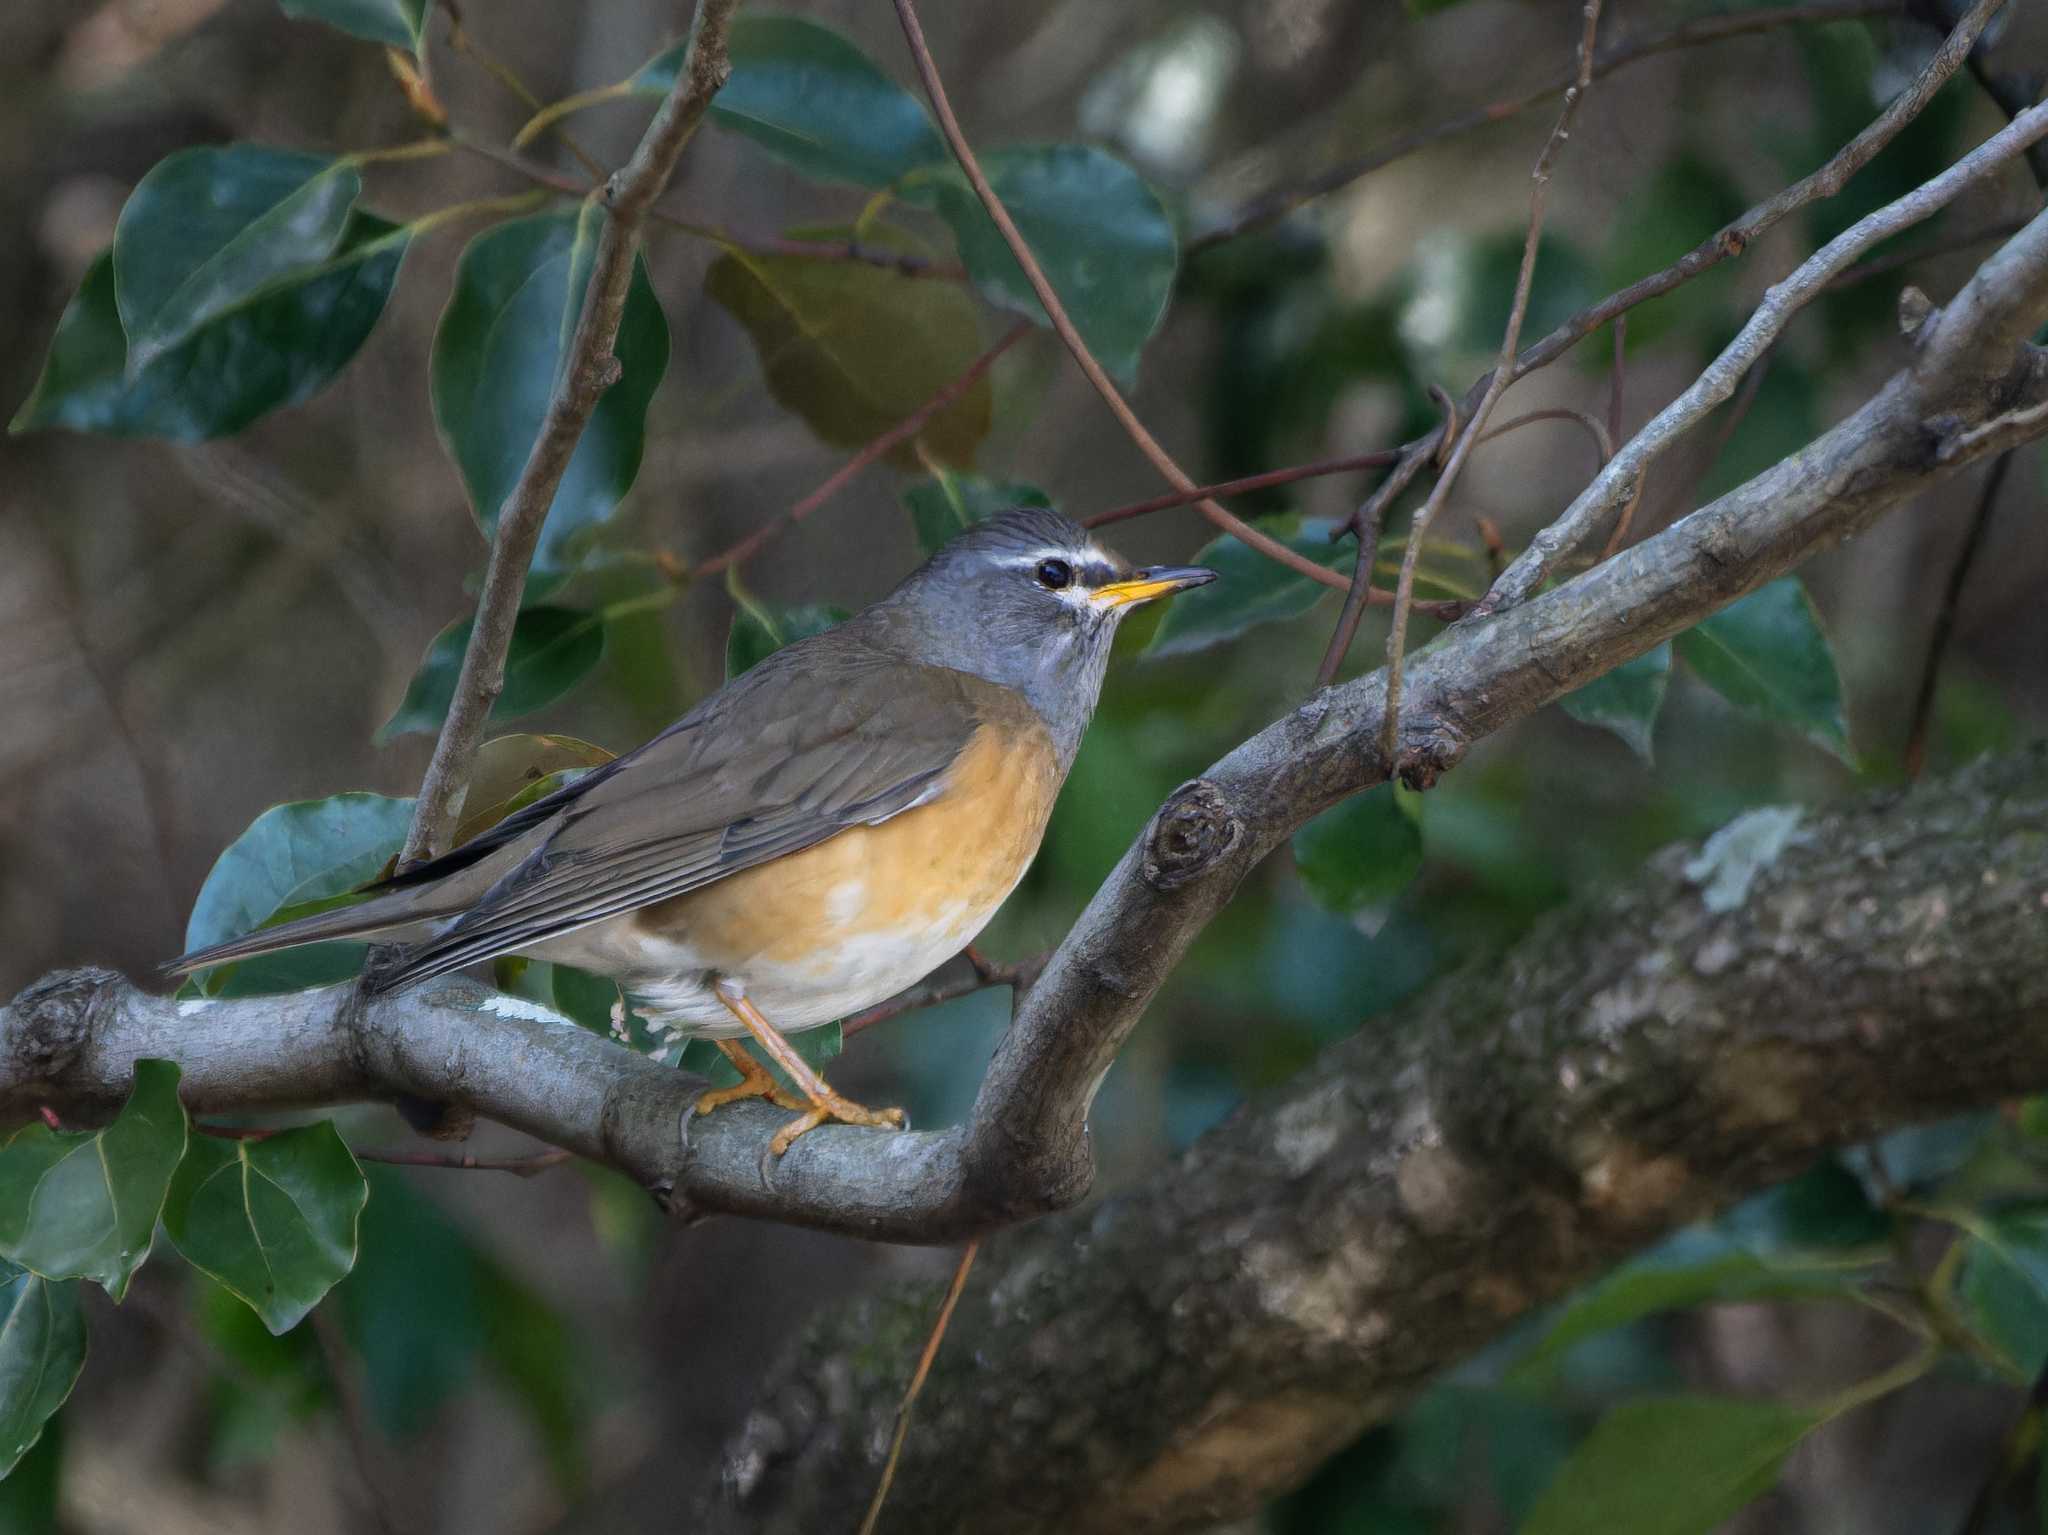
top-left (399, 0), bottom-right (741, 866)
top-left (8, 202), bottom-right (2046, 1242)
top-left (712, 743), bottom-right (2048, 1534)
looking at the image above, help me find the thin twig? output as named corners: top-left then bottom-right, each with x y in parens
top-left (694, 320), bottom-right (1034, 579)
top-left (856, 1238), bottom-right (981, 1535)
top-left (1904, 451), bottom-right (2013, 780)
top-left (436, 0), bottom-right (610, 182)
top-left (890, 0), bottom-right (1358, 596)
top-left (1478, 0), bottom-right (2033, 616)
top-left (195, 1121), bottom-right (575, 1175)
top-left (401, 0), bottom-right (742, 865)
top-left (311, 1305), bottom-right (402, 1535)
top-left (1312, 435), bottom-right (1437, 689)
top-left (1084, 448), bottom-right (1400, 527)
top-left (843, 951), bottom-right (1048, 1040)
top-left (1476, 407), bottom-right (1615, 462)
top-left (1191, 0), bottom-right (1904, 250)
top-left (1381, 0), bottom-right (1605, 764)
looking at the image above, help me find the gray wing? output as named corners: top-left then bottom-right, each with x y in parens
top-left (372, 635), bottom-right (988, 991)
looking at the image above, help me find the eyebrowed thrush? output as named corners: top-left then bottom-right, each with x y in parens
top-left (168, 509), bottom-right (1216, 1153)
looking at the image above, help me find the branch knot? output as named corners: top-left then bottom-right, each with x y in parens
top-left (1142, 780), bottom-right (1241, 892)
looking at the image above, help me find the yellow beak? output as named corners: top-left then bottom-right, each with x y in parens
top-left (1089, 565), bottom-right (1219, 610)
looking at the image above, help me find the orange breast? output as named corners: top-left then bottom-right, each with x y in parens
top-left (639, 718), bottom-right (1062, 980)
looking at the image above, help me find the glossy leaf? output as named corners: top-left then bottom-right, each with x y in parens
top-left (907, 145), bottom-right (1177, 380)
top-left (1145, 519), bottom-right (1348, 657)
top-left (1559, 644), bottom-right (1671, 764)
top-left (184, 793), bottom-right (413, 997)
top-left (1292, 786), bottom-right (1423, 918)
top-left (903, 472), bottom-right (1051, 554)
top-left (634, 15), bottom-right (944, 186)
top-left (0, 1060), bottom-right (186, 1301)
top-left (432, 209), bottom-right (670, 584)
top-left (1676, 579), bottom-right (1853, 763)
top-left (0, 1414), bottom-right (62, 1526)
top-left (164, 1123), bottom-right (368, 1335)
top-left (726, 600), bottom-right (849, 680)
top-left (1518, 1396), bottom-right (1821, 1535)
top-left (114, 146), bottom-right (361, 371)
top-left (378, 606), bottom-right (607, 742)
top-left (11, 215), bottom-right (407, 441)
top-left (552, 964), bottom-right (665, 1056)
top-left (1960, 1208), bottom-right (2048, 1377)
top-left (0, 1265), bottom-right (86, 1480)
top-left (706, 230), bottom-right (990, 469)
top-left (1511, 1224), bottom-right (1879, 1384)
top-left (280, 0), bottom-right (427, 51)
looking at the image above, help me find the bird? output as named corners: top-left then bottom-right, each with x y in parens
top-left (168, 508), bottom-right (1216, 1154)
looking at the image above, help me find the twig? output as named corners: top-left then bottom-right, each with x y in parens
top-left (1312, 433), bottom-right (1438, 690)
top-left (1475, 407), bottom-right (1614, 462)
top-left (312, 1304), bottom-right (402, 1535)
top-left (436, 0), bottom-right (609, 183)
top-left (843, 951), bottom-right (1048, 1040)
top-left (1083, 448), bottom-right (1400, 527)
top-left (1904, 451), bottom-right (2013, 780)
top-left (694, 320), bottom-right (1034, 579)
top-left (1190, 0), bottom-right (1905, 250)
top-left (195, 1121), bottom-right (575, 1175)
top-left (400, 0), bottom-right (742, 866)
top-left (856, 1238), bottom-right (981, 1535)
top-left (1381, 0), bottom-right (1605, 764)
top-left (890, 0), bottom-right (1358, 596)
top-left (1478, 0), bottom-right (2037, 617)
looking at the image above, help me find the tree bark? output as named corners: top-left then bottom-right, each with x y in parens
top-left (712, 745), bottom-right (2048, 1534)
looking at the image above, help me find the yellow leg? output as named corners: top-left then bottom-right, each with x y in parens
top-left (711, 980), bottom-right (906, 1155)
top-left (693, 1038), bottom-right (808, 1116)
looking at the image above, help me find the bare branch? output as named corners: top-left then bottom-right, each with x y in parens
top-left (1904, 451), bottom-right (2014, 778)
top-left (400, 0), bottom-right (742, 866)
top-left (1191, 0), bottom-right (1906, 250)
top-left (1382, 0), bottom-right (1605, 761)
top-left (716, 744), bottom-right (2048, 1533)
top-left (1478, 70), bottom-right (2046, 615)
top-left (890, 0), bottom-right (1359, 596)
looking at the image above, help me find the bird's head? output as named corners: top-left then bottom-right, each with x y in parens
top-left (874, 506), bottom-right (1215, 756)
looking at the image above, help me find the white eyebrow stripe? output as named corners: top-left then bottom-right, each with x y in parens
top-left (1002, 545), bottom-right (1118, 570)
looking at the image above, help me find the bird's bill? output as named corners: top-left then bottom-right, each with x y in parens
top-left (1089, 565), bottom-right (1219, 609)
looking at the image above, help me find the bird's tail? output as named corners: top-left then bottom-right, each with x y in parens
top-left (163, 885), bottom-right (450, 980)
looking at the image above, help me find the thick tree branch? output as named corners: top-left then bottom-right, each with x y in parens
top-left (714, 745), bottom-right (2048, 1534)
top-left (6, 205), bottom-right (2046, 1242)
top-left (400, 0), bottom-right (741, 866)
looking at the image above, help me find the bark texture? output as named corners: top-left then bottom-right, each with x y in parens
top-left (713, 746), bottom-right (2048, 1533)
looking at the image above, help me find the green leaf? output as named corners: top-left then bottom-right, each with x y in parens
top-left (903, 471), bottom-right (1050, 554)
top-left (1144, 519), bottom-right (1348, 657)
top-left (0, 1413), bottom-right (62, 1526)
top-left (11, 214), bottom-right (407, 440)
top-left (1511, 1226), bottom-right (1877, 1385)
top-left (184, 792), bottom-right (414, 997)
top-left (451, 732), bottom-right (614, 847)
top-left (1675, 579), bottom-right (1853, 763)
top-left (1517, 1396), bottom-right (1822, 1535)
top-left (551, 964), bottom-right (666, 1056)
top-left (1961, 1208), bottom-right (2048, 1377)
top-left (0, 1060), bottom-right (186, 1301)
top-left (0, 1265), bottom-right (86, 1481)
top-left (114, 147), bottom-right (363, 371)
top-left (634, 15), bottom-right (944, 186)
top-left (337, 1170), bottom-right (483, 1436)
top-left (706, 229), bottom-right (991, 470)
top-left (378, 605), bottom-right (607, 742)
top-left (725, 599), bottom-right (849, 681)
top-left (163, 1123), bottom-right (368, 1335)
top-left (475, 1256), bottom-right (590, 1495)
top-left (906, 145), bottom-right (1177, 381)
top-left (279, 0), bottom-right (427, 51)
top-left (1292, 786), bottom-right (1423, 918)
top-left (432, 208), bottom-right (670, 585)
top-left (1559, 644), bottom-right (1671, 764)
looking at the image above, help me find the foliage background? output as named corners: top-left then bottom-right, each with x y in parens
top-left (0, 0), bottom-right (2044, 1530)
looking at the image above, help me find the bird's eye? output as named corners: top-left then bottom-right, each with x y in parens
top-left (1035, 558), bottom-right (1073, 590)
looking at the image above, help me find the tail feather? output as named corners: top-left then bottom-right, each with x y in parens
top-left (163, 887), bottom-right (447, 979)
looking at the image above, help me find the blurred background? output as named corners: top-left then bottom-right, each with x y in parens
top-left (2, 0), bottom-right (2045, 1530)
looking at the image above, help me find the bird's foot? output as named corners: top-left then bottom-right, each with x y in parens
top-left (694, 1038), bottom-right (807, 1117)
top-left (769, 1092), bottom-right (907, 1157)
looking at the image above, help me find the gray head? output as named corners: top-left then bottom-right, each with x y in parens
top-left (861, 507), bottom-right (1215, 759)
